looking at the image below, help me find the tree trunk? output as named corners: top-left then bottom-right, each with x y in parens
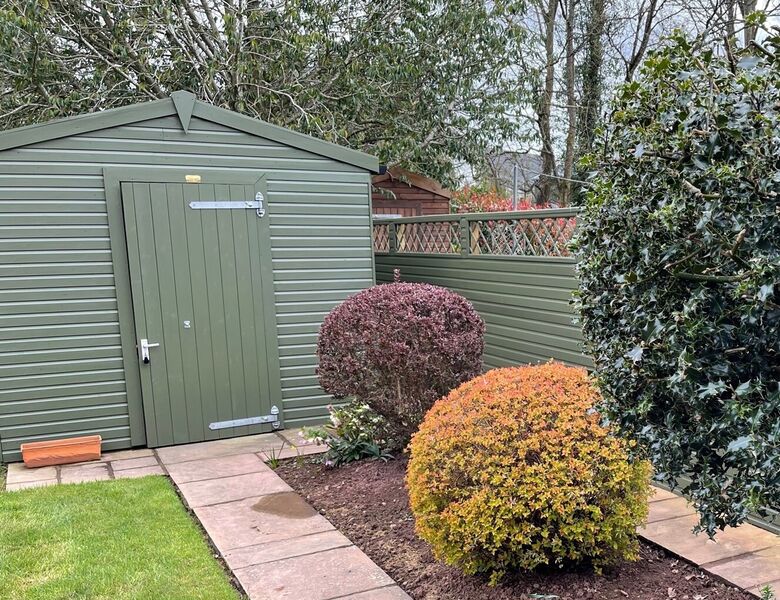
top-left (577, 0), bottom-right (606, 160)
top-left (537, 0), bottom-right (559, 206)
top-left (625, 0), bottom-right (659, 82)
top-left (561, 0), bottom-right (577, 206)
top-left (738, 0), bottom-right (758, 45)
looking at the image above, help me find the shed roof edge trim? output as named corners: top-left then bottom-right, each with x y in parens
top-left (0, 94), bottom-right (379, 173)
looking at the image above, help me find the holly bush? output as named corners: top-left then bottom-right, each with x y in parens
top-left (317, 282), bottom-right (484, 443)
top-left (407, 363), bottom-right (651, 584)
top-left (574, 33), bottom-right (780, 534)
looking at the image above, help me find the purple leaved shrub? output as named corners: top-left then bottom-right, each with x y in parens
top-left (317, 282), bottom-right (485, 444)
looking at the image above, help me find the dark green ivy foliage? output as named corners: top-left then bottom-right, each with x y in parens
top-left (573, 33), bottom-right (780, 535)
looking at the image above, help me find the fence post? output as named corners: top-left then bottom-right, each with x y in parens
top-left (389, 222), bottom-right (398, 254)
top-left (459, 216), bottom-right (469, 256)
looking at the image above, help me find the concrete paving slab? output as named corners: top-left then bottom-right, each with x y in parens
top-left (157, 434), bottom-right (283, 464)
top-left (707, 545), bottom-right (780, 589)
top-left (277, 428), bottom-right (320, 446)
top-left (748, 579), bottom-right (780, 597)
top-left (178, 472), bottom-right (292, 508)
top-left (6, 463), bottom-right (57, 484)
top-left (100, 448), bottom-right (154, 461)
top-left (234, 545), bottom-right (396, 600)
top-left (340, 587), bottom-right (413, 599)
top-left (113, 466), bottom-right (165, 479)
top-left (166, 453), bottom-right (270, 484)
top-left (6, 478), bottom-right (58, 491)
top-left (647, 497), bottom-right (694, 523)
top-left (60, 462), bottom-right (110, 484)
top-left (641, 513), bottom-right (779, 565)
top-left (259, 444), bottom-right (327, 461)
top-left (109, 456), bottom-right (159, 471)
top-left (649, 487), bottom-right (679, 503)
top-left (223, 530), bottom-right (353, 570)
top-left (193, 493), bottom-right (335, 551)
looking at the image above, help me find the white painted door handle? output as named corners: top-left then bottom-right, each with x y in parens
top-left (139, 339), bottom-right (160, 364)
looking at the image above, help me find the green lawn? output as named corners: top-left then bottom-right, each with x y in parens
top-left (0, 475), bottom-right (241, 600)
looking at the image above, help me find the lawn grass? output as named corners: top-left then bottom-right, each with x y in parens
top-left (0, 475), bottom-right (241, 600)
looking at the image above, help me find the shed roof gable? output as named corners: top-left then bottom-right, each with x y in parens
top-left (0, 91), bottom-right (379, 172)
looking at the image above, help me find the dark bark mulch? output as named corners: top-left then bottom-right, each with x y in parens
top-left (276, 457), bottom-right (753, 600)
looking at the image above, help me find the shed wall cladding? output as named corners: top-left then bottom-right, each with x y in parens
top-left (0, 114), bottom-right (374, 462)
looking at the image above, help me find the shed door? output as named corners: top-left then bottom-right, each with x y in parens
top-left (121, 181), bottom-right (281, 447)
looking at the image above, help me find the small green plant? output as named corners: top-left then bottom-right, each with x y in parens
top-left (761, 585), bottom-right (776, 600)
top-left (265, 440), bottom-right (292, 469)
top-left (302, 401), bottom-right (395, 467)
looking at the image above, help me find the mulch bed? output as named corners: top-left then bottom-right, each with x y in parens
top-left (276, 457), bottom-right (753, 600)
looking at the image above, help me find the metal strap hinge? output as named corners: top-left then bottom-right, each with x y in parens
top-left (189, 192), bottom-right (265, 217)
top-left (208, 405), bottom-right (280, 430)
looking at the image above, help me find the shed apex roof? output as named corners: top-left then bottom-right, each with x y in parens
top-left (0, 91), bottom-right (379, 172)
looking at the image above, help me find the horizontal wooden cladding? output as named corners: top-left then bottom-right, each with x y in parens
top-left (0, 261), bottom-right (113, 277)
top-left (269, 214), bottom-right (368, 227)
top-left (376, 253), bottom-right (591, 370)
top-left (0, 115), bottom-right (373, 458)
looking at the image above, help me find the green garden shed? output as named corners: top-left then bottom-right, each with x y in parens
top-left (0, 92), bottom-right (379, 462)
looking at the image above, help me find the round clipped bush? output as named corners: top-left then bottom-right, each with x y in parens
top-left (317, 281), bottom-right (484, 443)
top-left (407, 363), bottom-right (651, 583)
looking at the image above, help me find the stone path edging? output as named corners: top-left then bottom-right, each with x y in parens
top-left (642, 487), bottom-right (780, 597)
top-left (5, 430), bottom-right (779, 598)
top-left (156, 432), bottom-right (412, 600)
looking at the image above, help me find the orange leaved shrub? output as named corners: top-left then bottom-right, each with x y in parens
top-left (407, 363), bottom-right (651, 584)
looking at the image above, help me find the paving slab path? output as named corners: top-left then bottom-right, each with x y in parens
top-left (644, 487), bottom-right (780, 597)
top-left (4, 430), bottom-right (779, 598)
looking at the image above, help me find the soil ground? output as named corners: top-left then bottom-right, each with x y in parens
top-left (276, 457), bottom-right (754, 600)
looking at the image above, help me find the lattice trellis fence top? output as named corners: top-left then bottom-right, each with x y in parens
top-left (372, 210), bottom-right (579, 257)
top-left (396, 221), bottom-right (461, 254)
top-left (470, 215), bottom-right (577, 257)
top-left (373, 222), bottom-right (390, 253)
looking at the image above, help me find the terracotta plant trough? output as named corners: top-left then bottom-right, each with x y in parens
top-left (21, 435), bottom-right (102, 468)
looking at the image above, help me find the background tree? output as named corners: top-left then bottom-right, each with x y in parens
top-left (0, 0), bottom-right (523, 186)
top-left (495, 0), bottom-right (779, 206)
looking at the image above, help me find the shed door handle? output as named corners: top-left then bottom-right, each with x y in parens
top-left (139, 339), bottom-right (160, 364)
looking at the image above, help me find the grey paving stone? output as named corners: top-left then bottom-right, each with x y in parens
top-left (110, 456), bottom-right (159, 471)
top-left (646, 497), bottom-right (694, 523)
top-left (6, 479), bottom-right (58, 491)
top-left (649, 486), bottom-right (679, 503)
top-left (100, 448), bottom-right (154, 461)
top-left (640, 513), bottom-right (779, 565)
top-left (749, 579), bottom-right (780, 598)
top-left (259, 444), bottom-right (327, 461)
top-left (59, 462), bottom-right (110, 484)
top-left (224, 530), bottom-right (354, 570)
top-left (178, 472), bottom-right (292, 508)
top-left (707, 545), bottom-right (780, 589)
top-left (157, 434), bottom-right (283, 464)
top-left (113, 466), bottom-right (166, 479)
top-left (340, 586), bottom-right (413, 599)
top-left (166, 453), bottom-right (270, 484)
top-left (193, 493), bottom-right (335, 551)
top-left (6, 463), bottom-right (57, 484)
top-left (234, 545), bottom-right (395, 600)
top-left (277, 428), bottom-right (320, 446)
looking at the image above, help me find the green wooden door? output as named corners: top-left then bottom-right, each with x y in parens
top-left (121, 180), bottom-right (282, 447)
